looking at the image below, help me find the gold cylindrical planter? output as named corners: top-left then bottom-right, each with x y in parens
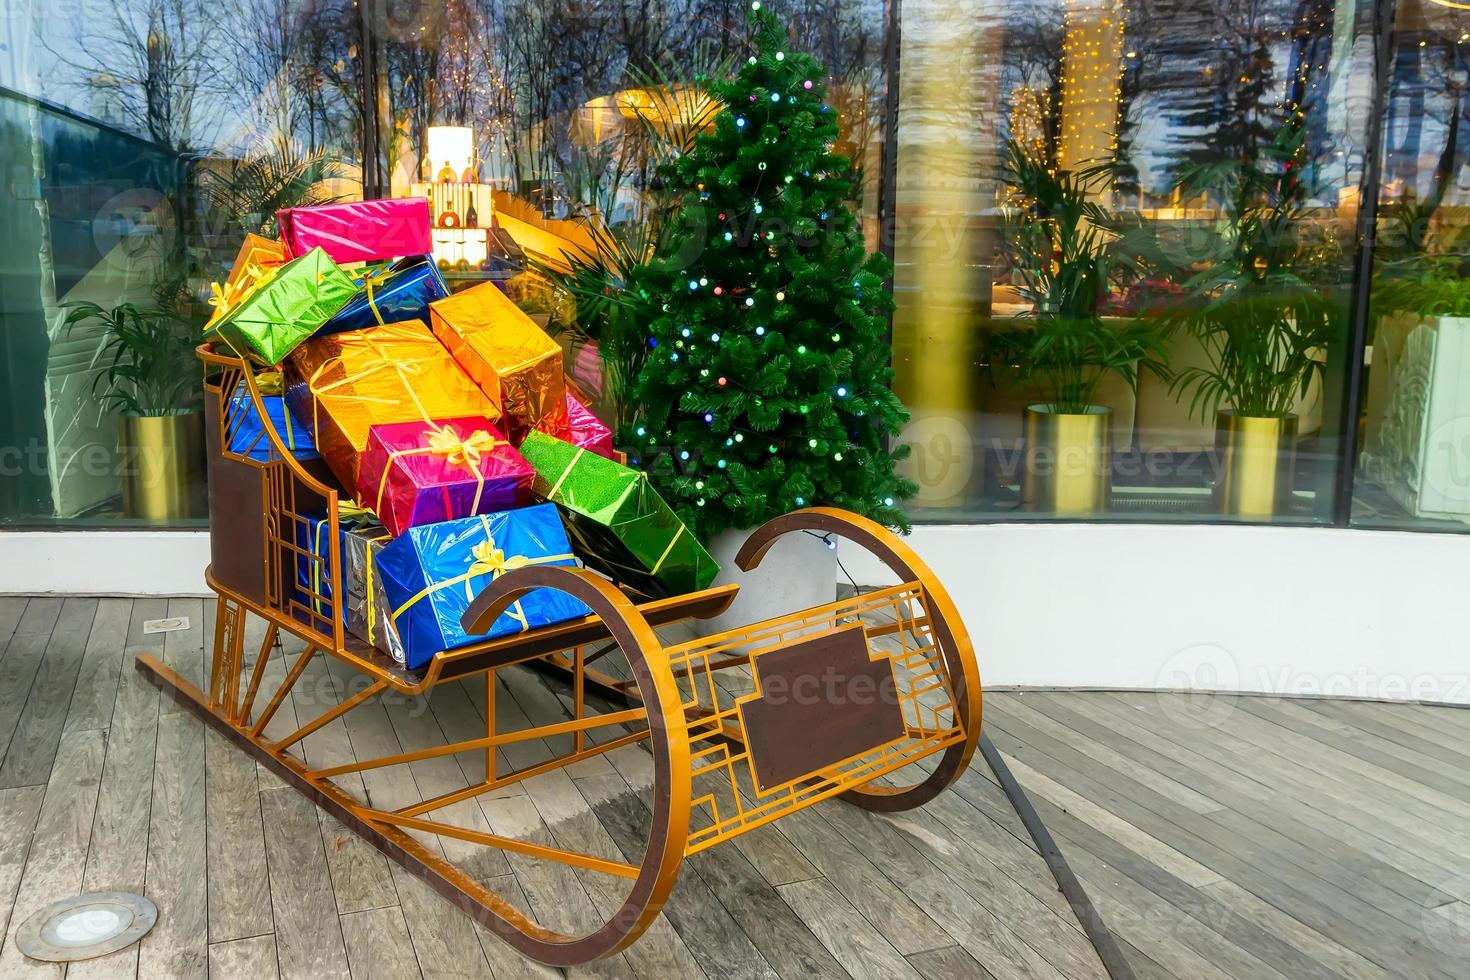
top-left (1214, 411), bottom-right (1298, 520)
top-left (1022, 405), bottom-right (1112, 515)
top-left (119, 413), bottom-right (204, 520)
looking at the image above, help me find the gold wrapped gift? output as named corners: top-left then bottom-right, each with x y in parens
top-left (429, 281), bottom-right (567, 442)
top-left (283, 320), bottom-right (499, 488)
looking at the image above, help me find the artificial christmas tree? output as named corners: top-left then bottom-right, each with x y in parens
top-left (623, 1), bottom-right (914, 541)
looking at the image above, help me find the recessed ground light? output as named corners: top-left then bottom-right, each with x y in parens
top-left (143, 617), bottom-right (189, 634)
top-left (14, 893), bottom-right (157, 963)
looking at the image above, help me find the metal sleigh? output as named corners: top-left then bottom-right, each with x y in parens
top-left (137, 345), bottom-right (984, 967)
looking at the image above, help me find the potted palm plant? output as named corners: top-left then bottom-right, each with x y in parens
top-left (1167, 126), bottom-right (1336, 520)
top-left (991, 142), bottom-right (1163, 515)
top-left (64, 301), bottom-right (201, 520)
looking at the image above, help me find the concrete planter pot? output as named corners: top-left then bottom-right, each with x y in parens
top-left (693, 524), bottom-right (838, 637)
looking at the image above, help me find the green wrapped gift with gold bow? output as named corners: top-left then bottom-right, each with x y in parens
top-left (518, 430), bottom-right (719, 598)
top-left (206, 246), bottom-right (357, 365)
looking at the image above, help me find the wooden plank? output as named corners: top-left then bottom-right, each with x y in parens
top-left (1009, 757), bottom-right (1381, 980)
top-left (159, 597), bottom-right (207, 714)
top-left (207, 725), bottom-right (273, 943)
top-left (580, 770), bottom-right (779, 980)
top-left (10, 597), bottom-right (61, 637)
top-left (776, 876), bottom-right (924, 980)
top-left (0, 598), bottom-right (28, 648)
top-left (0, 786), bottom-right (45, 941)
top-left (1025, 693), bottom-right (1464, 909)
top-left (259, 786), bottom-right (353, 980)
top-left (209, 934), bottom-right (281, 979)
top-left (522, 769), bottom-right (706, 979)
top-left (70, 617), bottom-right (163, 980)
top-left (906, 944), bottom-right (995, 980)
top-left (138, 707), bottom-right (209, 979)
top-left (604, 743), bottom-right (847, 980)
top-left (0, 728), bottom-right (105, 979)
top-left (340, 906), bottom-right (424, 980)
top-left (61, 599), bottom-right (132, 736)
top-left (472, 875), bottom-right (563, 980)
top-left (0, 597), bottom-right (98, 787)
top-left (984, 707), bottom-right (1458, 980)
top-left (1033, 692), bottom-right (1469, 895)
top-left (387, 866), bottom-right (497, 980)
top-left (767, 804), bottom-right (953, 955)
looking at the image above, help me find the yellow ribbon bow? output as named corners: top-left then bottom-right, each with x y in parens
top-left (360, 265), bottom-right (393, 326)
top-left (428, 426), bottom-right (498, 468)
top-left (205, 261), bottom-right (280, 331)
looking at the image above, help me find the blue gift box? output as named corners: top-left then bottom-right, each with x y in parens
top-left (227, 382), bottom-right (318, 461)
top-left (316, 254), bottom-right (449, 335)
top-left (375, 504), bottom-right (591, 669)
top-left (293, 510), bottom-right (407, 663)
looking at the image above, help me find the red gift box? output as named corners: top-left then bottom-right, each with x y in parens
top-left (562, 393), bottom-right (616, 459)
top-left (278, 198), bottom-right (432, 265)
top-left (356, 416), bottom-right (534, 537)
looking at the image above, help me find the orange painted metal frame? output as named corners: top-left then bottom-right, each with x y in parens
top-left (138, 345), bottom-right (984, 966)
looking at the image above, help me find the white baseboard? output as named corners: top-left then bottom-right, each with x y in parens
top-left (839, 522), bottom-right (1470, 706)
top-left (0, 531), bottom-right (211, 596)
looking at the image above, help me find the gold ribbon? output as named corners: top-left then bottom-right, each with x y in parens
top-left (373, 425), bottom-right (504, 522)
top-left (360, 265), bottom-right (393, 327)
top-left (206, 260), bottom-right (280, 331)
top-left (389, 514), bottom-right (574, 636)
top-left (304, 332), bottom-right (439, 451)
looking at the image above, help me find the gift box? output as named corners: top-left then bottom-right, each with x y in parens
top-left (375, 505), bottom-right (591, 669)
top-left (207, 247), bottom-right (357, 365)
top-left (206, 234), bottom-right (292, 332)
top-left (295, 510), bottom-right (407, 664)
top-left (318, 255), bottom-right (449, 336)
top-left (226, 379), bottom-right (318, 462)
top-left (518, 431), bottom-right (717, 598)
top-left (278, 198), bottom-right (432, 266)
top-left (357, 416), bottom-right (533, 537)
top-left (430, 281), bottom-right (568, 442)
top-left (560, 393), bottom-right (616, 459)
top-left (283, 320), bottom-right (499, 488)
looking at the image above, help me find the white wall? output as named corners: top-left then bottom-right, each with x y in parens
top-left (5, 523), bottom-right (1469, 705)
top-left (841, 523), bottom-right (1470, 706)
top-left (1, 531), bottom-right (210, 597)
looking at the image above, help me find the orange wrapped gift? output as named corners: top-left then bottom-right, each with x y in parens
top-left (207, 234), bottom-right (290, 330)
top-left (429, 281), bottom-right (567, 443)
top-left (283, 320), bottom-right (499, 488)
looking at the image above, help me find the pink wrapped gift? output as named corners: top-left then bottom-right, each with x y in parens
top-left (278, 198), bottom-right (432, 265)
top-left (563, 393), bottom-right (616, 459)
top-left (356, 416), bottom-right (534, 537)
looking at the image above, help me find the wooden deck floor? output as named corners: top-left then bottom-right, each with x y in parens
top-left (0, 595), bottom-right (1467, 979)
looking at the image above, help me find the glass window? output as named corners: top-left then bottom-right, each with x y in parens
top-left (892, 0), bottom-right (1378, 525)
top-left (1354, 0), bottom-right (1470, 532)
top-left (0, 0), bottom-right (363, 527)
top-left (364, 0), bottom-right (887, 426)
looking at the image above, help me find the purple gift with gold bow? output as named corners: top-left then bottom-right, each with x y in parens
top-left (317, 255), bottom-right (449, 337)
top-left (356, 416), bottom-right (534, 537)
top-left (374, 504), bottom-right (590, 669)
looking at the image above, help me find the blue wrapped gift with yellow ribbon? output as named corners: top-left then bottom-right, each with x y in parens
top-left (227, 379), bottom-right (318, 462)
top-left (293, 506), bottom-right (407, 664)
top-left (317, 254), bottom-right (449, 336)
top-left (374, 504), bottom-right (590, 669)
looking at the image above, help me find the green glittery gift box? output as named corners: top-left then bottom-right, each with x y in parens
top-left (518, 431), bottom-right (719, 598)
top-left (208, 246), bottom-right (357, 366)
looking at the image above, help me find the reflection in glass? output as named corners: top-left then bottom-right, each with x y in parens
top-left (1356, 0), bottom-right (1470, 532)
top-left (893, 0), bottom-right (1372, 524)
